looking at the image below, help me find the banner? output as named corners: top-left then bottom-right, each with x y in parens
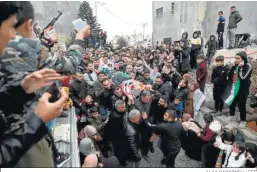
top-left (193, 89), bottom-right (206, 117)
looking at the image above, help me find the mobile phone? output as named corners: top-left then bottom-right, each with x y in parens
top-left (47, 81), bottom-right (61, 103)
top-left (72, 18), bottom-right (87, 32)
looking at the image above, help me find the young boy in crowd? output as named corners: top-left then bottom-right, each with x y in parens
top-left (205, 35), bottom-right (218, 66)
top-left (196, 55), bottom-right (208, 93)
top-left (171, 97), bottom-right (184, 121)
top-left (211, 55), bottom-right (229, 116)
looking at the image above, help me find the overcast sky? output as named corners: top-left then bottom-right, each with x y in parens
top-left (87, 0), bottom-right (152, 40)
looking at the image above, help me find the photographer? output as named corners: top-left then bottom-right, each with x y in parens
top-left (174, 39), bottom-right (191, 74)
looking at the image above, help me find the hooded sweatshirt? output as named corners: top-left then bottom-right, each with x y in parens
top-left (182, 32), bottom-right (190, 47)
top-left (190, 31), bottom-right (201, 52)
top-left (205, 35), bottom-right (218, 53)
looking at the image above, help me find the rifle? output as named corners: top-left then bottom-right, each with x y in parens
top-left (40, 11), bottom-right (63, 48)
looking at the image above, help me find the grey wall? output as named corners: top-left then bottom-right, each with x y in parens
top-left (31, 1), bottom-right (81, 35)
top-left (152, 1), bottom-right (257, 46)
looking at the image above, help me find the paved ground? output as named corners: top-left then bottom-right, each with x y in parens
top-left (139, 113), bottom-right (205, 168)
top-left (139, 141), bottom-right (202, 168)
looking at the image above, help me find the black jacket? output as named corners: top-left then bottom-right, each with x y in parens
top-left (69, 79), bottom-right (88, 108)
top-left (174, 45), bottom-right (191, 72)
top-left (146, 120), bottom-right (183, 155)
top-left (105, 109), bottom-right (127, 145)
top-left (97, 88), bottom-right (113, 111)
top-left (228, 52), bottom-right (252, 93)
top-left (123, 114), bottom-right (141, 162)
top-left (172, 86), bottom-right (189, 102)
top-left (217, 16), bottom-right (225, 32)
top-left (205, 35), bottom-right (218, 53)
top-left (211, 65), bottom-right (230, 87)
top-left (0, 84), bottom-right (48, 167)
top-left (152, 83), bottom-right (172, 100)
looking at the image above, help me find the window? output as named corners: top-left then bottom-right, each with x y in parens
top-left (184, 2), bottom-right (188, 23)
top-left (180, 2), bottom-right (184, 23)
top-left (156, 7), bottom-right (163, 18)
top-left (171, 2), bottom-right (175, 15)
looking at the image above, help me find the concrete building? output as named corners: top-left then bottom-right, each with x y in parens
top-left (152, 1), bottom-right (257, 47)
top-left (31, 1), bottom-right (81, 35)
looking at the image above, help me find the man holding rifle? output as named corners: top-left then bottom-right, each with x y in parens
top-left (0, 1), bottom-right (90, 167)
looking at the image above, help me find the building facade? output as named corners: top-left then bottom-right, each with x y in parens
top-left (31, 1), bottom-right (80, 35)
top-left (152, 1), bottom-right (257, 47)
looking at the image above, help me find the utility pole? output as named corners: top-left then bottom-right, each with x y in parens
top-left (95, 0), bottom-right (98, 23)
top-left (142, 23), bottom-right (148, 42)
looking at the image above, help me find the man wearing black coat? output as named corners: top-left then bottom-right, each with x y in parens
top-left (123, 109), bottom-right (142, 167)
top-left (104, 100), bottom-right (127, 166)
top-left (142, 110), bottom-right (183, 168)
top-left (152, 76), bottom-right (172, 100)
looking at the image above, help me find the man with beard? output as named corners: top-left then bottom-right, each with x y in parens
top-left (152, 76), bottom-right (172, 100)
top-left (97, 78), bottom-right (114, 116)
top-left (105, 100), bottom-right (127, 166)
top-left (142, 110), bottom-right (183, 168)
top-left (153, 96), bottom-right (173, 124)
top-left (93, 72), bottom-right (106, 97)
top-left (83, 61), bottom-right (97, 88)
top-left (141, 69), bottom-right (153, 85)
top-left (162, 67), bottom-right (182, 91)
top-left (93, 56), bottom-right (101, 74)
top-left (111, 86), bottom-right (127, 109)
top-left (70, 74), bottom-right (88, 116)
top-left (134, 60), bottom-right (144, 79)
top-left (172, 79), bottom-right (189, 103)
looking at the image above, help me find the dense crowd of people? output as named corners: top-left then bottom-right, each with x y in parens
top-left (0, 1), bottom-right (256, 168)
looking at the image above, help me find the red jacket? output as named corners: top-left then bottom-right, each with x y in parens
top-left (196, 61), bottom-right (208, 83)
top-left (200, 125), bottom-right (214, 142)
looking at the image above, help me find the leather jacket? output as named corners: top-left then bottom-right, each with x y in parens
top-left (123, 115), bottom-right (141, 162)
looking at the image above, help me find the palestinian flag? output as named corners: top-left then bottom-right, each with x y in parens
top-left (224, 67), bottom-right (240, 106)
